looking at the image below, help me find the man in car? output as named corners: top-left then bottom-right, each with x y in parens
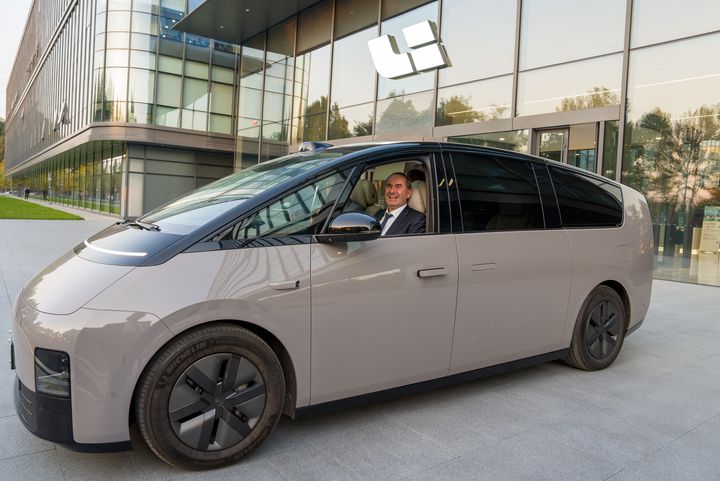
top-left (377, 172), bottom-right (425, 236)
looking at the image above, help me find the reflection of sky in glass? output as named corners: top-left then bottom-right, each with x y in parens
top-left (377, 2), bottom-right (438, 99)
top-left (631, 0), bottom-right (720, 48)
top-left (331, 27), bottom-right (377, 108)
top-left (520, 0), bottom-right (625, 70)
top-left (517, 54), bottom-right (622, 116)
top-left (296, 45), bottom-right (331, 114)
top-left (439, 0), bottom-right (515, 86)
top-left (627, 33), bottom-right (720, 121)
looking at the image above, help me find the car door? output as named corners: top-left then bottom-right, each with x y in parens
top-left (445, 150), bottom-right (572, 375)
top-left (310, 154), bottom-right (459, 404)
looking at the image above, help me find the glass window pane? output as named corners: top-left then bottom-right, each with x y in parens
top-left (375, 90), bottom-right (434, 134)
top-left (238, 87), bottom-right (262, 120)
top-left (451, 152), bottom-right (544, 232)
top-left (105, 49), bottom-right (129, 67)
top-left (209, 114), bottom-right (232, 134)
top-left (631, 0), bottom-right (720, 48)
top-left (181, 109), bottom-right (207, 130)
top-left (210, 83), bottom-right (233, 115)
top-left (449, 131), bottom-right (529, 153)
top-left (519, 0), bottom-right (625, 70)
top-left (105, 67), bottom-right (128, 102)
top-left (439, 0), bottom-right (515, 87)
top-left (300, 113), bottom-right (328, 141)
top-left (601, 121), bottom-right (618, 179)
top-left (108, 0), bottom-right (131, 9)
top-left (134, 0), bottom-right (160, 14)
top-left (267, 18), bottom-right (296, 62)
top-left (295, 44), bottom-right (331, 117)
top-left (211, 65), bottom-right (234, 84)
top-left (382, 0), bottom-right (433, 20)
top-left (183, 78), bottom-right (209, 110)
top-left (297, 0), bottom-right (332, 54)
top-left (436, 76), bottom-right (512, 126)
top-left (131, 12), bottom-right (158, 35)
top-left (377, 2), bottom-right (438, 100)
top-left (184, 60), bottom-right (209, 79)
top-left (130, 50), bottom-right (156, 69)
top-left (128, 68), bottom-right (155, 104)
top-left (158, 55), bottom-right (182, 74)
top-left (335, 0), bottom-right (377, 39)
top-left (549, 166), bottom-right (623, 227)
top-left (128, 102), bottom-right (153, 124)
top-left (331, 27), bottom-right (376, 108)
top-left (107, 11), bottom-right (131, 31)
top-left (155, 105), bottom-right (180, 127)
top-left (329, 102), bottom-right (374, 139)
top-left (567, 123), bottom-right (598, 172)
top-left (156, 73), bottom-right (181, 106)
top-left (223, 171), bottom-right (349, 240)
top-left (263, 92), bottom-right (292, 123)
top-left (516, 54), bottom-right (622, 116)
top-left (106, 32), bottom-right (130, 49)
top-left (131, 32), bottom-right (158, 50)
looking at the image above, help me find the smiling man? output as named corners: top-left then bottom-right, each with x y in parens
top-left (376, 172), bottom-right (426, 236)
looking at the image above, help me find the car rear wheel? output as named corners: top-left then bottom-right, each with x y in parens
top-left (135, 324), bottom-right (285, 469)
top-left (565, 285), bottom-right (626, 371)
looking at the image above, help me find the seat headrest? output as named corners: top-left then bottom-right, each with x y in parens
top-left (408, 180), bottom-right (427, 214)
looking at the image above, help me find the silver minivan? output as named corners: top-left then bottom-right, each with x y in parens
top-left (11, 142), bottom-right (653, 468)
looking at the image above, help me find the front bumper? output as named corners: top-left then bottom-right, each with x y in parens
top-left (14, 376), bottom-right (131, 452)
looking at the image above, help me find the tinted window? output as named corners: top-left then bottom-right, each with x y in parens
top-left (451, 153), bottom-right (544, 232)
top-left (548, 166), bottom-right (623, 227)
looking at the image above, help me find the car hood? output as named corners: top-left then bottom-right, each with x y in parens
top-left (22, 250), bottom-right (135, 315)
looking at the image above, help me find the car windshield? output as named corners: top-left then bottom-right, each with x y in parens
top-left (139, 151), bottom-right (344, 235)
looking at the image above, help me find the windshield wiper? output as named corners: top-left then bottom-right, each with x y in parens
top-left (119, 219), bottom-right (161, 231)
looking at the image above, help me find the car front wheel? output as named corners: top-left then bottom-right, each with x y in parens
top-left (135, 324), bottom-right (285, 469)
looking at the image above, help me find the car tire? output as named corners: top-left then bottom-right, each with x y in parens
top-left (565, 285), bottom-right (627, 371)
top-left (135, 324), bottom-right (285, 469)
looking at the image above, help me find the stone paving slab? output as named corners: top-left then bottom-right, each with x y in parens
top-left (1, 216), bottom-right (719, 480)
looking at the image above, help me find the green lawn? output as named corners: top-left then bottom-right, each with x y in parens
top-left (0, 195), bottom-right (84, 220)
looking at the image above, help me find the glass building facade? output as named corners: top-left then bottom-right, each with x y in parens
top-left (5, 0), bottom-right (236, 217)
top-left (6, 0), bottom-right (720, 286)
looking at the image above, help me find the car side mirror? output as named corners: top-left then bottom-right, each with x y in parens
top-left (317, 212), bottom-right (381, 243)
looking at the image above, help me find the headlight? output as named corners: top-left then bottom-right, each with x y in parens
top-left (34, 348), bottom-right (70, 398)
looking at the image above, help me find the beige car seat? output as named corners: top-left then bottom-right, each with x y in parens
top-left (408, 180), bottom-right (427, 214)
top-left (349, 179), bottom-right (381, 216)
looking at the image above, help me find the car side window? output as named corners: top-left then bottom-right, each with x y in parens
top-left (214, 171), bottom-right (349, 243)
top-left (548, 166), bottom-right (623, 227)
top-left (451, 152), bottom-right (544, 232)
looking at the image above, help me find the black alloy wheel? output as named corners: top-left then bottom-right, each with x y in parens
top-left (565, 285), bottom-right (627, 371)
top-left (135, 324), bottom-right (285, 469)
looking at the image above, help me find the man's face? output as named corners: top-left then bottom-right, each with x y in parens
top-left (385, 174), bottom-right (412, 211)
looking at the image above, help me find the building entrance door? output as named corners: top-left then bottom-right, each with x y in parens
top-left (533, 123), bottom-right (598, 173)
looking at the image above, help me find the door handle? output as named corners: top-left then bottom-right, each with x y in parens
top-left (471, 262), bottom-right (496, 271)
top-left (417, 267), bottom-right (447, 278)
top-left (268, 280), bottom-right (301, 290)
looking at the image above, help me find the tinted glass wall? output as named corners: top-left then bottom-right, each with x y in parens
top-left (622, 0), bottom-right (720, 285)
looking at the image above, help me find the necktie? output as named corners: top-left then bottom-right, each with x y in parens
top-left (380, 212), bottom-right (393, 233)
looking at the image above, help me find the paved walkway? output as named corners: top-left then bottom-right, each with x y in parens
top-left (0, 216), bottom-right (719, 480)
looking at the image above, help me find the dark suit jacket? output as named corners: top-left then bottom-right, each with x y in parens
top-left (377, 206), bottom-right (425, 235)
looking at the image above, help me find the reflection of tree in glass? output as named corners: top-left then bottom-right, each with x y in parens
top-left (376, 95), bottom-right (432, 133)
top-left (624, 104), bottom-right (720, 254)
top-left (302, 96), bottom-right (328, 141)
top-left (328, 102), bottom-right (350, 139)
top-left (436, 95), bottom-right (509, 126)
top-left (557, 87), bottom-right (620, 112)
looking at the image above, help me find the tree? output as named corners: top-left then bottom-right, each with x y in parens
top-left (436, 95), bottom-right (482, 125)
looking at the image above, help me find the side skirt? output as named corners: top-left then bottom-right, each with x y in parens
top-left (296, 349), bottom-right (569, 418)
